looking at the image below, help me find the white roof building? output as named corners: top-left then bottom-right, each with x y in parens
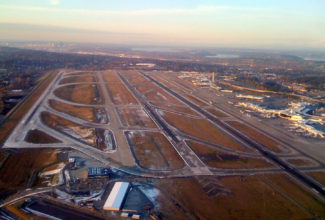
top-left (103, 182), bottom-right (130, 211)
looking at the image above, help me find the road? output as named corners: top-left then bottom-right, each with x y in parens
top-left (3, 69), bottom-right (324, 181)
top-left (141, 71), bottom-right (325, 197)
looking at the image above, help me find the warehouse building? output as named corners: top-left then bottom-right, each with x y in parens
top-left (103, 182), bottom-right (130, 211)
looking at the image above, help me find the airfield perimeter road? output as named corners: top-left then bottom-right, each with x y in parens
top-left (140, 72), bottom-right (325, 198)
top-left (3, 69), bottom-right (324, 180)
top-left (117, 71), bottom-right (213, 175)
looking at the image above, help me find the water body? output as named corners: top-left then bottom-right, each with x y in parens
top-left (206, 54), bottom-right (240, 58)
top-left (303, 57), bottom-right (325, 62)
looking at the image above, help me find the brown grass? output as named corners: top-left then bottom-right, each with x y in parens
top-left (49, 99), bottom-right (105, 123)
top-left (41, 112), bottom-right (97, 147)
top-left (151, 102), bottom-right (199, 117)
top-left (149, 74), bottom-right (178, 89)
top-left (145, 89), bottom-right (183, 105)
top-left (117, 107), bottom-right (156, 128)
top-left (206, 108), bottom-right (229, 117)
top-left (287, 158), bottom-right (315, 166)
top-left (227, 121), bottom-right (285, 153)
top-left (126, 131), bottom-right (184, 170)
top-left (54, 84), bottom-right (102, 105)
top-left (65, 71), bottom-right (93, 76)
top-left (106, 83), bottom-right (138, 105)
top-left (102, 70), bottom-right (121, 83)
top-left (306, 171), bottom-right (325, 186)
top-left (0, 70), bottom-right (59, 145)
top-left (155, 176), bottom-right (310, 220)
top-left (264, 174), bottom-right (325, 218)
top-left (183, 94), bottom-right (208, 106)
top-left (128, 74), bottom-right (149, 85)
top-left (0, 149), bottom-right (59, 190)
top-left (162, 111), bottom-right (251, 152)
top-left (59, 75), bottom-right (95, 84)
top-left (135, 81), bottom-right (158, 93)
top-left (187, 141), bottom-right (272, 169)
top-left (119, 70), bottom-right (149, 85)
top-left (25, 129), bottom-right (60, 144)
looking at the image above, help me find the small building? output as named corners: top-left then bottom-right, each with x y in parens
top-left (88, 167), bottom-right (110, 178)
top-left (132, 214), bottom-right (140, 219)
top-left (121, 212), bottom-right (129, 218)
top-left (103, 182), bottom-right (130, 211)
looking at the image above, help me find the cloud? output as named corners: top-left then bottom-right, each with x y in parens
top-left (0, 4), bottom-right (296, 16)
top-left (50, 0), bottom-right (60, 6)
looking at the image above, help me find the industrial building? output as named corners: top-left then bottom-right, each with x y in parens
top-left (103, 182), bottom-right (130, 211)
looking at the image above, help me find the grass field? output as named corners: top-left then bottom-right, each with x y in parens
top-left (125, 131), bottom-right (184, 170)
top-left (125, 73), bottom-right (149, 85)
top-left (183, 94), bottom-right (208, 107)
top-left (227, 121), bottom-right (286, 153)
top-left (0, 70), bottom-right (59, 146)
top-left (161, 111), bottom-right (251, 152)
top-left (155, 175), bottom-right (312, 220)
top-left (286, 158), bottom-right (316, 167)
top-left (135, 81), bottom-right (158, 93)
top-left (25, 129), bottom-right (60, 144)
top-left (0, 149), bottom-right (60, 190)
top-left (41, 112), bottom-right (109, 151)
top-left (263, 174), bottom-right (325, 218)
top-left (117, 107), bottom-right (156, 128)
top-left (186, 141), bottom-right (272, 169)
top-left (145, 89), bottom-right (183, 105)
top-left (102, 70), bottom-right (121, 83)
top-left (65, 71), bottom-right (93, 76)
top-left (206, 108), bottom-right (229, 117)
top-left (106, 83), bottom-right (138, 105)
top-left (307, 171), bottom-right (325, 185)
top-left (41, 112), bottom-right (97, 147)
top-left (151, 102), bottom-right (199, 117)
top-left (59, 75), bottom-right (95, 84)
top-left (54, 84), bottom-right (102, 105)
top-left (49, 100), bottom-right (107, 123)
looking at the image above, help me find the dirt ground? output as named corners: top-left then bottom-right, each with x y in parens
top-left (125, 131), bottom-right (184, 170)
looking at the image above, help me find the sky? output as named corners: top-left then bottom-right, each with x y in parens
top-left (0, 0), bottom-right (325, 49)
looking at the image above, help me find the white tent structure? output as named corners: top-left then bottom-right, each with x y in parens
top-left (103, 182), bottom-right (130, 211)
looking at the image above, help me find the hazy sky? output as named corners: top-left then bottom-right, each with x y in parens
top-left (0, 0), bottom-right (325, 49)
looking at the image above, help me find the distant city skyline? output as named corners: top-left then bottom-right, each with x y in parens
top-left (0, 0), bottom-right (324, 49)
